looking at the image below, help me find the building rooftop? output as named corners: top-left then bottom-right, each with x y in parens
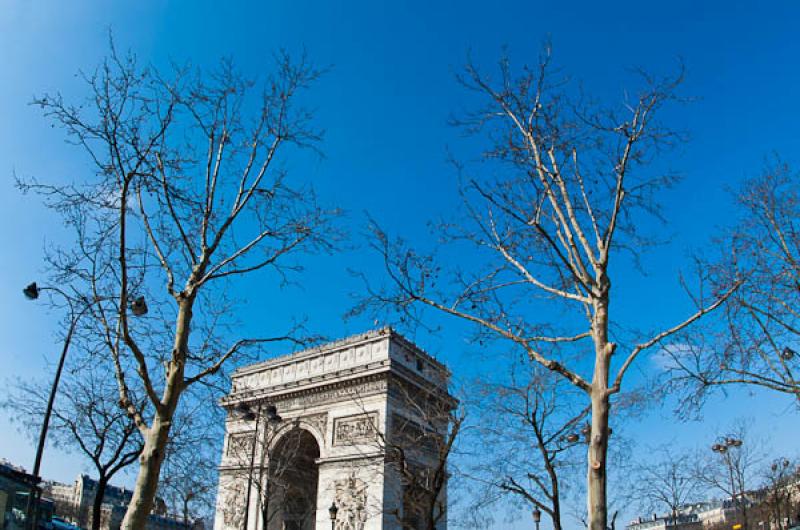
top-left (233, 327), bottom-right (448, 377)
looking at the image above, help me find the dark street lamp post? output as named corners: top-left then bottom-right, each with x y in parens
top-left (532, 507), bottom-right (542, 530)
top-left (711, 436), bottom-right (745, 530)
top-left (257, 410), bottom-right (283, 530)
top-left (236, 403), bottom-right (282, 530)
top-left (22, 282), bottom-right (147, 529)
top-left (328, 503), bottom-right (338, 530)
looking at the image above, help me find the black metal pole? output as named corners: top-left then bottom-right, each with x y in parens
top-left (26, 301), bottom-right (88, 529)
top-left (22, 285), bottom-right (136, 530)
top-left (32, 314), bottom-right (78, 478)
top-left (258, 427), bottom-right (275, 530)
top-left (261, 472), bottom-right (270, 530)
top-left (242, 406), bottom-right (261, 530)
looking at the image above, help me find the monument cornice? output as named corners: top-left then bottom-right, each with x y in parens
top-left (231, 326), bottom-right (449, 379)
top-left (220, 369), bottom-right (391, 411)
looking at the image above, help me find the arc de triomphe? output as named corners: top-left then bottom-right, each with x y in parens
top-left (214, 327), bottom-right (452, 530)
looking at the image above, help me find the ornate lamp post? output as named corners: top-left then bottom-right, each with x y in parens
top-left (236, 403), bottom-right (282, 530)
top-left (22, 282), bottom-right (146, 529)
top-left (711, 436), bottom-right (746, 530)
top-left (532, 507), bottom-right (542, 530)
top-left (328, 502), bottom-right (338, 530)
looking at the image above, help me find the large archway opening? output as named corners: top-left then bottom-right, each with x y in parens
top-left (262, 428), bottom-right (320, 530)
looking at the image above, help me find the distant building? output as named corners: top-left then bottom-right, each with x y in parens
top-left (96, 504), bottom-right (199, 530)
top-left (627, 473), bottom-right (800, 530)
top-left (41, 474), bottom-right (190, 530)
top-left (626, 500), bottom-right (736, 530)
top-left (0, 459), bottom-right (41, 530)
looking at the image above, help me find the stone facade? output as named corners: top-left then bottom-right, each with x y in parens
top-left (214, 328), bottom-right (452, 530)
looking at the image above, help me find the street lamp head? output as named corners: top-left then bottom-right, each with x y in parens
top-left (234, 403), bottom-right (256, 422)
top-left (265, 404), bottom-right (282, 424)
top-left (772, 459), bottom-right (790, 472)
top-left (329, 502), bottom-right (338, 521)
top-left (23, 282), bottom-right (40, 300)
top-left (130, 296), bottom-right (148, 316)
top-left (532, 507), bottom-right (542, 523)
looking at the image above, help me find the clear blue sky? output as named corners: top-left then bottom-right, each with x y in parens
top-left (1, 2), bottom-right (799, 529)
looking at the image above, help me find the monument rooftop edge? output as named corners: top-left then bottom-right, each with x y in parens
top-left (222, 327), bottom-right (451, 403)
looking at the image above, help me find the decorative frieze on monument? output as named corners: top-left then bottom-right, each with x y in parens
top-left (214, 327), bottom-right (452, 530)
top-left (333, 413), bottom-right (379, 445)
top-left (272, 377), bottom-right (388, 412)
top-left (225, 431), bottom-right (252, 458)
top-left (230, 337), bottom-right (392, 394)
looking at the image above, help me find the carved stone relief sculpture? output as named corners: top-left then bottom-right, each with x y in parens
top-left (221, 476), bottom-right (247, 528)
top-left (333, 473), bottom-right (368, 530)
top-left (333, 413), bottom-right (378, 445)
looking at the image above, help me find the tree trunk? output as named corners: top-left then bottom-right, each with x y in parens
top-left (183, 497), bottom-right (190, 529)
top-left (259, 482), bottom-right (269, 530)
top-left (588, 295), bottom-right (611, 530)
top-left (91, 476), bottom-right (108, 530)
top-left (121, 416), bottom-right (173, 530)
top-left (121, 298), bottom-right (193, 530)
top-left (545, 428), bottom-right (562, 530)
top-left (552, 496), bottom-right (562, 530)
top-left (425, 503), bottom-right (435, 530)
top-left (587, 390), bottom-right (609, 530)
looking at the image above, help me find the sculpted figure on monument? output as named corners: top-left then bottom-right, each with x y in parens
top-left (334, 474), bottom-right (368, 530)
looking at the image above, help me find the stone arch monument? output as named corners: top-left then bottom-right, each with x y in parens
top-left (214, 328), bottom-right (452, 530)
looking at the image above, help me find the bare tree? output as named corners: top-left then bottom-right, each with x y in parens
top-left (353, 45), bottom-right (737, 530)
top-left (696, 424), bottom-right (762, 530)
top-left (389, 382), bottom-right (463, 530)
top-left (160, 453), bottom-right (217, 529)
top-left (3, 364), bottom-right (143, 530)
top-left (465, 367), bottom-right (587, 530)
top-left (757, 457), bottom-right (800, 530)
top-left (345, 376), bottom-right (462, 530)
top-left (158, 400), bottom-right (222, 529)
top-left (18, 38), bottom-right (338, 530)
top-left (665, 161), bottom-right (800, 409)
top-left (628, 446), bottom-right (701, 521)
